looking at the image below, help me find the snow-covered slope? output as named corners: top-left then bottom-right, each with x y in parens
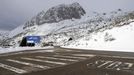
top-left (64, 22), bottom-right (134, 52)
top-left (9, 10), bottom-right (134, 47)
top-left (9, 25), bottom-right (24, 38)
top-left (0, 30), bottom-right (9, 40)
top-left (8, 1), bottom-right (134, 52)
top-left (0, 30), bottom-right (9, 46)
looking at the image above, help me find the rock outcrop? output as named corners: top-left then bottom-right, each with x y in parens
top-left (23, 2), bottom-right (86, 29)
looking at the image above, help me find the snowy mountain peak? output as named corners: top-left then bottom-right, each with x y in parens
top-left (23, 2), bottom-right (86, 29)
top-left (8, 1), bottom-right (134, 49)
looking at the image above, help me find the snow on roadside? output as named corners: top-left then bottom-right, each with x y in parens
top-left (0, 46), bottom-right (54, 54)
top-left (63, 22), bottom-right (134, 52)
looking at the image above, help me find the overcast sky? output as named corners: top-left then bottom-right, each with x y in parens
top-left (0, 0), bottom-right (134, 31)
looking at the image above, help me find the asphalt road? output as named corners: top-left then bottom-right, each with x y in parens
top-left (0, 47), bottom-right (134, 75)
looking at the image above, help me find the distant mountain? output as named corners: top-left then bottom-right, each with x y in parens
top-left (8, 2), bottom-right (134, 48)
top-left (0, 30), bottom-right (9, 33)
top-left (0, 30), bottom-right (9, 46)
top-left (0, 30), bottom-right (9, 38)
top-left (23, 2), bottom-right (86, 29)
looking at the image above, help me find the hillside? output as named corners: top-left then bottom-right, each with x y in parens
top-left (0, 30), bottom-right (9, 46)
top-left (0, 30), bottom-right (9, 40)
top-left (7, 2), bottom-right (134, 51)
top-left (63, 22), bottom-right (134, 52)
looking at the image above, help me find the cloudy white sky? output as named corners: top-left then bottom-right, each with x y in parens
top-left (0, 0), bottom-right (134, 31)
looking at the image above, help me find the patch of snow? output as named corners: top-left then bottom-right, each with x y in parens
top-left (0, 46), bottom-right (54, 54)
top-left (63, 22), bottom-right (134, 52)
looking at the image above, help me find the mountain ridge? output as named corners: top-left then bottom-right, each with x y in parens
top-left (7, 2), bottom-right (134, 47)
top-left (23, 2), bottom-right (86, 29)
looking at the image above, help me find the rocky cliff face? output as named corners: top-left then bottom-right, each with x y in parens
top-left (23, 2), bottom-right (86, 29)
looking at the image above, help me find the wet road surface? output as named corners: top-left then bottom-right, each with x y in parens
top-left (0, 47), bottom-right (134, 75)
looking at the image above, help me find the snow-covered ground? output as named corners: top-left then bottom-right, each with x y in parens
top-left (0, 46), bottom-right (54, 54)
top-left (63, 22), bottom-right (134, 52)
top-left (5, 3), bottom-right (134, 53)
top-left (2, 22), bottom-right (134, 54)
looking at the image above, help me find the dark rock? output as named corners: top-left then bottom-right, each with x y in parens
top-left (37, 2), bottom-right (86, 25)
top-left (23, 2), bottom-right (86, 29)
top-left (68, 38), bottom-right (73, 41)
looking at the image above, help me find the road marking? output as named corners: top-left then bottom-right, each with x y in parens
top-left (122, 63), bottom-right (133, 69)
top-left (71, 54), bottom-right (96, 57)
top-left (26, 50), bottom-right (54, 53)
top-left (21, 57), bottom-right (66, 65)
top-left (64, 50), bottom-right (82, 52)
top-left (97, 61), bottom-right (113, 68)
top-left (54, 55), bottom-right (86, 60)
top-left (36, 56), bottom-right (78, 62)
top-left (0, 63), bottom-right (27, 74)
top-left (7, 59), bottom-right (50, 69)
top-left (106, 61), bottom-right (122, 69)
top-left (101, 55), bottom-right (134, 60)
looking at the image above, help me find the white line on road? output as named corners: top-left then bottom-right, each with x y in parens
top-left (97, 61), bottom-right (113, 68)
top-left (0, 63), bottom-right (27, 74)
top-left (36, 56), bottom-right (78, 62)
top-left (121, 63), bottom-right (133, 69)
top-left (101, 55), bottom-right (134, 60)
top-left (54, 55), bottom-right (86, 60)
top-left (71, 54), bottom-right (96, 57)
top-left (64, 50), bottom-right (82, 52)
top-left (21, 57), bottom-right (66, 65)
top-left (106, 61), bottom-right (122, 69)
top-left (7, 59), bottom-right (50, 69)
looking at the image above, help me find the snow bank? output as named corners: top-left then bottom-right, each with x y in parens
top-left (0, 46), bottom-right (54, 54)
top-left (63, 22), bottom-right (134, 52)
